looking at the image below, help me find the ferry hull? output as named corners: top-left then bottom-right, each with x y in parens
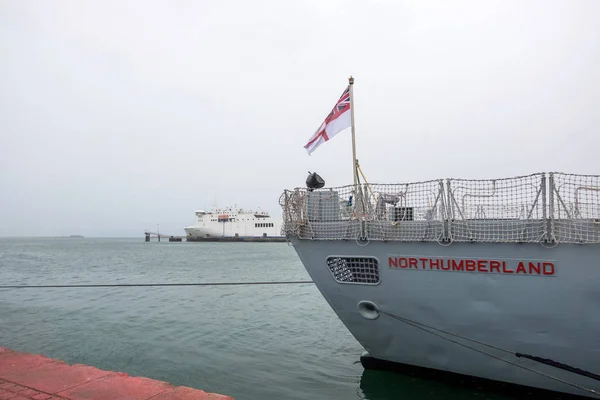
top-left (290, 238), bottom-right (600, 398)
top-left (184, 225), bottom-right (283, 238)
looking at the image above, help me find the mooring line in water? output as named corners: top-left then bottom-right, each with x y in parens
top-left (0, 281), bottom-right (315, 289)
top-left (380, 310), bottom-right (600, 397)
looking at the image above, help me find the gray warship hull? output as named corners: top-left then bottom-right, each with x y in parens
top-left (281, 172), bottom-right (600, 398)
top-left (291, 239), bottom-right (599, 397)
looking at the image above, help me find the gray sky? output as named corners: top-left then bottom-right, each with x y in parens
top-left (1, 0), bottom-right (599, 237)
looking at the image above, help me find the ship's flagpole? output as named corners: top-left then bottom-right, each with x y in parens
top-left (349, 76), bottom-right (358, 193)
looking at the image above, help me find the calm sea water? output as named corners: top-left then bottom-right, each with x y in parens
top-left (0, 238), bottom-right (517, 400)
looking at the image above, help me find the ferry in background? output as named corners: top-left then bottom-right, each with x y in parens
top-left (184, 206), bottom-right (283, 238)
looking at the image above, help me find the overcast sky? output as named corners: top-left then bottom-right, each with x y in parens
top-left (1, 0), bottom-right (599, 237)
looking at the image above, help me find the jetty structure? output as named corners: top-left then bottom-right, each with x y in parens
top-left (144, 230), bottom-right (286, 243)
top-left (144, 231), bottom-right (184, 242)
top-left (280, 76), bottom-right (600, 398)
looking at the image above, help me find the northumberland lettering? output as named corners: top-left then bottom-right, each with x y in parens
top-left (477, 260), bottom-right (488, 272)
top-left (465, 259), bottom-right (476, 272)
top-left (543, 262), bottom-right (555, 275)
top-left (451, 260), bottom-right (464, 271)
top-left (529, 262), bottom-right (541, 274)
top-left (388, 257), bottom-right (555, 276)
top-left (489, 260), bottom-right (501, 273)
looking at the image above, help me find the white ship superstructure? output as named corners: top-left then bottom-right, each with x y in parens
top-left (184, 206), bottom-right (283, 238)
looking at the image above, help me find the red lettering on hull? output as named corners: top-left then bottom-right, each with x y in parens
top-left (489, 260), bottom-right (501, 273)
top-left (477, 260), bottom-right (488, 272)
top-left (465, 259), bottom-right (476, 272)
top-left (543, 262), bottom-right (555, 275)
top-left (409, 258), bottom-right (418, 269)
top-left (529, 262), bottom-right (541, 275)
top-left (451, 260), bottom-right (464, 271)
top-left (388, 257), bottom-right (556, 276)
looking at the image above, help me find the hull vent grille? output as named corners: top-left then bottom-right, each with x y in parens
top-left (326, 257), bottom-right (380, 284)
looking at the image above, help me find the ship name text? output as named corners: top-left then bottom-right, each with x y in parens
top-left (388, 256), bottom-right (555, 276)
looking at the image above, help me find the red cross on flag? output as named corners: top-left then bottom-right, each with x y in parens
top-left (304, 86), bottom-right (351, 155)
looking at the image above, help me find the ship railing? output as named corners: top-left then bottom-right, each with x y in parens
top-left (279, 179), bottom-right (447, 242)
top-left (279, 172), bottom-right (600, 244)
top-left (362, 180), bottom-right (447, 242)
top-left (279, 184), bottom-right (362, 240)
top-left (549, 173), bottom-right (600, 244)
top-left (446, 173), bottom-right (548, 243)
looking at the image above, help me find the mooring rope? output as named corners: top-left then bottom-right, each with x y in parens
top-left (2, 280), bottom-right (594, 396)
top-left (380, 310), bottom-right (600, 397)
top-left (0, 281), bottom-right (314, 289)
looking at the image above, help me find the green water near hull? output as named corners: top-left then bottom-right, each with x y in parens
top-left (0, 238), bottom-right (561, 399)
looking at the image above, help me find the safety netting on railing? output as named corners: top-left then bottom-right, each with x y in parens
top-left (446, 173), bottom-right (547, 243)
top-left (364, 180), bottom-right (446, 242)
top-left (279, 185), bottom-right (360, 240)
top-left (279, 180), bottom-right (446, 242)
top-left (550, 173), bottom-right (600, 244)
top-left (280, 172), bottom-right (600, 244)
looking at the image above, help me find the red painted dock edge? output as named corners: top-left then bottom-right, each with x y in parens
top-left (0, 347), bottom-right (234, 400)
